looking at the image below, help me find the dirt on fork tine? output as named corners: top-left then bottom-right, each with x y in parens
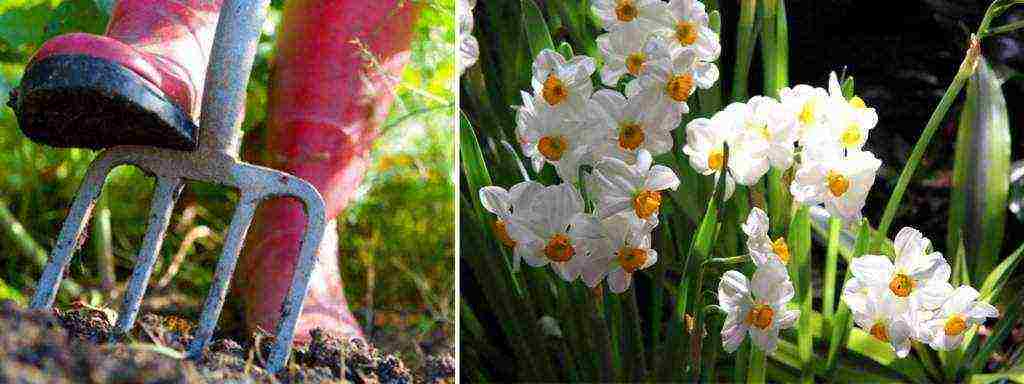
top-left (0, 301), bottom-right (455, 383)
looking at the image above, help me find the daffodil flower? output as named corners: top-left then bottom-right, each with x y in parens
top-left (531, 49), bottom-right (596, 113)
top-left (627, 49), bottom-right (719, 117)
top-left (652, 0), bottom-right (721, 62)
top-left (790, 148), bottom-right (881, 221)
top-left (818, 72), bottom-right (879, 153)
top-left (591, 0), bottom-right (668, 32)
top-left (778, 83), bottom-right (828, 143)
top-left (682, 109), bottom-right (770, 200)
top-left (586, 89), bottom-right (677, 163)
top-left (742, 207), bottom-right (791, 267)
top-left (923, 285), bottom-right (998, 351)
top-left (581, 213), bottom-right (659, 293)
top-left (848, 227), bottom-right (954, 311)
top-left (506, 183), bottom-right (604, 282)
top-left (727, 96), bottom-right (799, 170)
top-left (516, 91), bottom-right (590, 182)
top-left (479, 181), bottom-right (544, 270)
top-left (850, 286), bottom-right (915, 357)
top-left (597, 25), bottom-right (672, 86)
top-left (589, 149), bottom-right (681, 220)
top-left (718, 263), bottom-right (800, 353)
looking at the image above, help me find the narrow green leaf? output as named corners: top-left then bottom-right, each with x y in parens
top-left (521, 0), bottom-right (555, 59)
top-left (788, 206), bottom-right (813, 384)
top-left (825, 219), bottom-right (872, 375)
top-left (978, 242), bottom-right (1024, 302)
top-left (968, 294), bottom-right (1023, 373)
top-left (731, 0), bottom-right (758, 102)
top-left (822, 216), bottom-right (841, 324)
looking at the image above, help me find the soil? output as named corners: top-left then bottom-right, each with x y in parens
top-left (0, 300), bottom-right (455, 383)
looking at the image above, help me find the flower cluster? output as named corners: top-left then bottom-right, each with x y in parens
top-left (473, 0), bottom-right (721, 293)
top-left (718, 208), bottom-right (800, 353)
top-left (843, 227), bottom-right (998, 356)
top-left (683, 72), bottom-right (882, 221)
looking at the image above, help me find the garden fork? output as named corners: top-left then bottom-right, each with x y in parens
top-left (27, 0), bottom-right (327, 374)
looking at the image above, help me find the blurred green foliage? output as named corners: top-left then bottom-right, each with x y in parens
top-left (0, 0), bottom-right (455, 341)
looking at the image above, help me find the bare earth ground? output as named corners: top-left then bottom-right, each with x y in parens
top-left (0, 300), bottom-right (455, 383)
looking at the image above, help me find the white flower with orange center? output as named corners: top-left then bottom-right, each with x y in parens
top-left (531, 49), bottom-right (596, 114)
top-left (506, 183), bottom-right (604, 282)
top-left (682, 108), bottom-right (770, 200)
top-left (848, 227), bottom-right (954, 312)
top-left (626, 49), bottom-right (719, 117)
top-left (586, 89), bottom-right (677, 163)
top-left (718, 263), bottom-right (800, 353)
top-left (789, 148), bottom-right (881, 221)
top-left (778, 83), bottom-right (828, 143)
top-left (727, 96), bottom-right (799, 170)
top-left (816, 72), bottom-right (879, 153)
top-left (479, 181), bottom-right (544, 269)
top-left (581, 213), bottom-right (659, 293)
top-left (742, 207), bottom-right (791, 268)
top-left (923, 285), bottom-right (998, 351)
top-left (516, 92), bottom-right (590, 182)
top-left (591, 0), bottom-right (668, 32)
top-left (652, 0), bottom-right (721, 62)
top-left (597, 25), bottom-right (672, 86)
top-left (849, 286), bottom-right (915, 357)
top-left (589, 149), bottom-right (681, 221)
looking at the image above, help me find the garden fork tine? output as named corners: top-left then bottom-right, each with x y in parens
top-left (28, 0), bottom-right (329, 374)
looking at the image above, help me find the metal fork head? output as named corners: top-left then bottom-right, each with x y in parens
top-left (28, 0), bottom-right (328, 374)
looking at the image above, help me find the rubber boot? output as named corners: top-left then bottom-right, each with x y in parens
top-left (237, 0), bottom-right (421, 343)
top-left (9, 0), bottom-right (222, 150)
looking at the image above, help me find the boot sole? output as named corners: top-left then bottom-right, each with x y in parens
top-left (12, 54), bottom-right (198, 150)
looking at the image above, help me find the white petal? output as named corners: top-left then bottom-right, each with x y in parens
top-left (849, 255), bottom-right (895, 288)
top-left (718, 270), bottom-right (752, 311)
top-left (721, 316), bottom-right (749, 353)
top-left (750, 327), bottom-right (780, 353)
top-left (608, 269), bottom-right (632, 293)
top-left (479, 186), bottom-right (512, 217)
top-left (644, 164), bottom-right (681, 191)
top-left (775, 309), bottom-right (800, 329)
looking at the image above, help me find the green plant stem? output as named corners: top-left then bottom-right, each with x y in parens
top-left (822, 216), bottom-right (841, 324)
top-left (825, 220), bottom-right (871, 376)
top-left (586, 288), bottom-right (614, 382)
top-left (873, 38), bottom-right (980, 251)
top-left (623, 289), bottom-right (647, 381)
top-left (731, 0), bottom-right (758, 102)
top-left (747, 346), bottom-right (768, 383)
top-left (789, 206), bottom-right (813, 384)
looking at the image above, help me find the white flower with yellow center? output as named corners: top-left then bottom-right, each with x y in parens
top-left (591, 0), bottom-right (668, 32)
top-left (727, 96), bottom-right (799, 170)
top-left (479, 181), bottom-right (544, 269)
top-left (458, 0), bottom-right (479, 73)
top-left (597, 25), bottom-right (672, 86)
top-left (718, 263), bottom-right (800, 353)
top-left (652, 0), bottom-right (721, 62)
top-left (849, 227), bottom-right (954, 311)
top-left (506, 183), bottom-right (604, 282)
top-left (923, 286), bottom-right (998, 351)
top-left (627, 49), bottom-right (719, 117)
top-left (581, 213), bottom-right (659, 293)
top-left (742, 207), bottom-right (791, 267)
top-left (531, 49), bottom-right (596, 114)
top-left (516, 91), bottom-right (590, 182)
top-left (817, 72), bottom-right (879, 153)
top-left (789, 148), bottom-right (881, 221)
top-left (586, 89), bottom-right (677, 163)
top-left (682, 109), bottom-right (770, 200)
top-left (778, 83), bottom-right (828, 143)
top-left (590, 149), bottom-right (681, 220)
top-left (850, 286), bottom-right (915, 358)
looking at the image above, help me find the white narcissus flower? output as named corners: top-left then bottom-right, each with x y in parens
top-left (458, 0), bottom-right (479, 73)
top-left (531, 49), bottom-right (596, 114)
top-left (653, 0), bottom-right (721, 62)
top-left (816, 72), bottom-right (879, 153)
top-left (778, 83), bottom-right (828, 143)
top-left (586, 89), bottom-right (677, 163)
top-left (849, 227), bottom-right (954, 311)
top-left (850, 287), bottom-right (915, 357)
top-left (516, 92), bottom-right (590, 182)
top-left (597, 25), bottom-right (672, 86)
top-left (718, 264), bottom-right (800, 353)
top-left (727, 96), bottom-right (799, 170)
top-left (590, 149), bottom-right (681, 220)
top-left (627, 49), bottom-right (719, 117)
top-left (682, 109), bottom-right (770, 200)
top-left (591, 0), bottom-right (668, 32)
top-left (923, 285), bottom-right (999, 351)
top-left (506, 184), bottom-right (604, 282)
top-left (789, 148), bottom-right (881, 221)
top-left (582, 213), bottom-right (659, 293)
top-left (479, 181), bottom-right (545, 269)
top-left (742, 207), bottom-right (790, 267)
